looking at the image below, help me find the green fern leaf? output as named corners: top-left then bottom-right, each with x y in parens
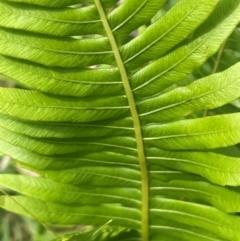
top-left (0, 0), bottom-right (240, 241)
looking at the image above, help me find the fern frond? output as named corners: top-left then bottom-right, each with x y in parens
top-left (0, 0), bottom-right (240, 240)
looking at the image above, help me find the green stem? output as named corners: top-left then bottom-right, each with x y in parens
top-left (212, 40), bottom-right (226, 74)
top-left (94, 1), bottom-right (149, 240)
top-left (204, 40), bottom-right (227, 117)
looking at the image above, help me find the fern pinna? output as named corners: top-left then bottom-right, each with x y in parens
top-left (0, 0), bottom-right (240, 240)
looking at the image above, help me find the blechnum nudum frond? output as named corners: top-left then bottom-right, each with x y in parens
top-left (0, 0), bottom-right (240, 240)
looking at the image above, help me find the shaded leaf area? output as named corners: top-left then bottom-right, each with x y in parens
top-left (51, 226), bottom-right (140, 241)
top-left (0, 0), bottom-right (240, 241)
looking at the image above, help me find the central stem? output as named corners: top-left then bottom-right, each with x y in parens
top-left (94, 1), bottom-right (149, 240)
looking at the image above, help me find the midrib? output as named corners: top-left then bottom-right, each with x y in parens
top-left (94, 1), bottom-right (149, 240)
